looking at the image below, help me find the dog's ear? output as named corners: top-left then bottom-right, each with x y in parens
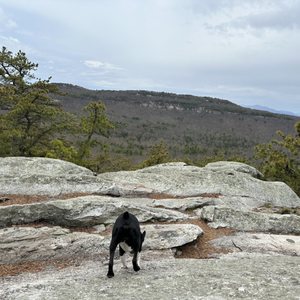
top-left (141, 231), bottom-right (146, 242)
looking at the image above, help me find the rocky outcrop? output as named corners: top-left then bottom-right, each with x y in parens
top-left (1, 158), bottom-right (299, 210)
top-left (0, 226), bottom-right (104, 264)
top-left (1, 157), bottom-right (300, 299)
top-left (1, 255), bottom-right (300, 300)
top-left (142, 224), bottom-right (203, 250)
top-left (0, 196), bottom-right (188, 228)
top-left (151, 197), bottom-right (218, 211)
top-left (99, 162), bottom-right (299, 208)
top-left (205, 161), bottom-right (264, 178)
top-left (0, 157), bottom-right (113, 196)
top-left (212, 232), bottom-right (300, 256)
top-left (0, 224), bottom-right (202, 264)
top-left (200, 206), bottom-right (300, 234)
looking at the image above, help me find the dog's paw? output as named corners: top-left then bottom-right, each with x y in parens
top-left (133, 265), bottom-right (140, 272)
top-left (107, 271), bottom-right (114, 278)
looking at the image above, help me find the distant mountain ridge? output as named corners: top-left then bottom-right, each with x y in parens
top-left (247, 105), bottom-right (299, 117)
top-left (53, 83), bottom-right (299, 161)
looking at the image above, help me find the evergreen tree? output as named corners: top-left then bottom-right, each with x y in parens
top-left (141, 140), bottom-right (171, 167)
top-left (77, 101), bottom-right (114, 163)
top-left (0, 47), bottom-right (74, 156)
top-left (255, 121), bottom-right (300, 195)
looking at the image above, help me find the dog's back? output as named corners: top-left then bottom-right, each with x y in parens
top-left (113, 211), bottom-right (140, 232)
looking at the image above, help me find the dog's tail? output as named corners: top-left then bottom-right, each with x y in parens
top-left (123, 211), bottom-right (130, 219)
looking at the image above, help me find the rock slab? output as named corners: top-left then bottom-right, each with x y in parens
top-left (212, 232), bottom-right (300, 256)
top-left (0, 224), bottom-right (202, 264)
top-left (0, 196), bottom-right (189, 228)
top-left (1, 158), bottom-right (299, 211)
top-left (200, 206), bottom-right (300, 234)
top-left (1, 255), bottom-right (299, 300)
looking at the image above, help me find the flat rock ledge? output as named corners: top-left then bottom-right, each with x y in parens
top-left (1, 158), bottom-right (299, 210)
top-left (1, 255), bottom-right (299, 300)
top-left (0, 224), bottom-right (202, 264)
top-left (0, 196), bottom-right (189, 228)
top-left (199, 206), bottom-right (300, 234)
top-left (1, 157), bottom-right (300, 299)
top-left (212, 232), bottom-right (300, 256)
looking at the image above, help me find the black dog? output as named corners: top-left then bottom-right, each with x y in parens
top-left (107, 211), bottom-right (146, 278)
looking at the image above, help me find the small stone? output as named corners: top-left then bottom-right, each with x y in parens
top-left (286, 238), bottom-right (295, 243)
top-left (93, 224), bottom-right (106, 233)
top-left (0, 197), bottom-right (10, 203)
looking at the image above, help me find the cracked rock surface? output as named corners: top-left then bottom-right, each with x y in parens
top-left (1, 255), bottom-right (300, 300)
top-left (1, 158), bottom-right (300, 299)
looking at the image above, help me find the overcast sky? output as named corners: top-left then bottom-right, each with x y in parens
top-left (0, 0), bottom-right (300, 115)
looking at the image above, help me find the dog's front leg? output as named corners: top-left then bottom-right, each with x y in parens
top-left (132, 251), bottom-right (140, 272)
top-left (107, 243), bottom-right (117, 278)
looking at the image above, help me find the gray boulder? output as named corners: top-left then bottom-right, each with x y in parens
top-left (200, 206), bottom-right (300, 234)
top-left (205, 161), bottom-right (264, 178)
top-left (151, 197), bottom-right (218, 211)
top-left (0, 157), bottom-right (114, 196)
top-left (211, 232), bottom-right (300, 256)
top-left (0, 224), bottom-right (202, 264)
top-left (99, 161), bottom-right (300, 208)
top-left (0, 196), bottom-right (189, 228)
top-left (1, 158), bottom-right (299, 211)
top-left (0, 157), bottom-right (95, 177)
top-left (0, 226), bottom-right (104, 264)
top-left (142, 224), bottom-right (203, 250)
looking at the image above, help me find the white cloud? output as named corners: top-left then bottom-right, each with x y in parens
top-left (0, 7), bottom-right (17, 31)
top-left (206, 1), bottom-right (300, 35)
top-left (94, 80), bottom-right (115, 87)
top-left (83, 60), bottom-right (123, 71)
top-left (0, 35), bottom-right (21, 51)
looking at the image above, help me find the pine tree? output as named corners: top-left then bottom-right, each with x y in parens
top-left (0, 47), bottom-right (74, 156)
top-left (77, 101), bottom-right (114, 162)
top-left (141, 140), bottom-right (171, 167)
top-left (255, 122), bottom-right (300, 195)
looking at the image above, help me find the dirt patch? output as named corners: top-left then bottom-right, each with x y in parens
top-left (147, 193), bottom-right (222, 200)
top-left (0, 193), bottom-right (92, 207)
top-left (0, 192), bottom-right (223, 206)
top-left (147, 193), bottom-right (179, 200)
top-left (0, 257), bottom-right (88, 277)
top-left (198, 193), bottom-right (222, 198)
top-left (175, 220), bottom-right (234, 259)
top-left (0, 194), bottom-right (50, 206)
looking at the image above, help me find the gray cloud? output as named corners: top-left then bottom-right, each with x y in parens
top-left (236, 2), bottom-right (300, 30)
top-left (0, 0), bottom-right (299, 114)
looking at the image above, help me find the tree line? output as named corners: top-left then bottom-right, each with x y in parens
top-left (1, 47), bottom-right (299, 195)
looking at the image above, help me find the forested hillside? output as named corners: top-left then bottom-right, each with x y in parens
top-left (54, 83), bottom-right (298, 162)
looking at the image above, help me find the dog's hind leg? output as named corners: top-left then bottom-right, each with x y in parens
top-left (119, 245), bottom-right (128, 269)
top-left (107, 241), bottom-right (117, 278)
top-left (132, 251), bottom-right (140, 272)
top-left (137, 252), bottom-right (141, 268)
